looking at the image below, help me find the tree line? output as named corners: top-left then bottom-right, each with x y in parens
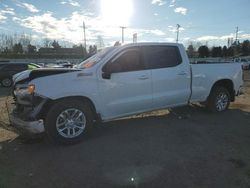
top-left (187, 40), bottom-right (250, 58)
top-left (0, 33), bottom-right (98, 58)
top-left (1, 33), bottom-right (250, 59)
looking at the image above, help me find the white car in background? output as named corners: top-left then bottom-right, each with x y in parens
top-left (46, 60), bottom-right (73, 68)
top-left (234, 58), bottom-right (250, 70)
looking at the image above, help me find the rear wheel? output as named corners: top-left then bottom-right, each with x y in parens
top-left (206, 87), bottom-right (230, 112)
top-left (45, 99), bottom-right (93, 144)
top-left (1, 78), bottom-right (12, 87)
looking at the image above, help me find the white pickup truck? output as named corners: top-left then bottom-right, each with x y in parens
top-left (10, 43), bottom-right (243, 144)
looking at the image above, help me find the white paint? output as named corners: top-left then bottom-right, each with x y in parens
top-left (15, 43), bottom-right (243, 123)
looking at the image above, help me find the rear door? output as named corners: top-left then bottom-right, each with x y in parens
top-left (99, 47), bottom-right (152, 119)
top-left (142, 45), bottom-right (191, 108)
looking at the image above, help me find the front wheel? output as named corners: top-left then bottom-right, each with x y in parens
top-left (206, 87), bottom-right (231, 112)
top-left (45, 99), bottom-right (93, 144)
top-left (1, 78), bottom-right (12, 87)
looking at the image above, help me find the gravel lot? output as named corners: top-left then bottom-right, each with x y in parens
top-left (0, 71), bottom-right (250, 188)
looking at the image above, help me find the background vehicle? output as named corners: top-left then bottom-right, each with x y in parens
top-left (10, 43), bottom-right (243, 144)
top-left (46, 60), bottom-right (73, 68)
top-left (0, 62), bottom-right (40, 87)
top-left (234, 57), bottom-right (250, 70)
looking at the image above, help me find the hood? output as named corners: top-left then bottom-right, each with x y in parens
top-left (14, 68), bottom-right (80, 85)
top-left (13, 70), bottom-right (32, 84)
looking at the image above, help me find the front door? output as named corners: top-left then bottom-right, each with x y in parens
top-left (98, 47), bottom-right (152, 120)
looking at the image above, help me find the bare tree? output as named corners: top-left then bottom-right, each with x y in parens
top-left (96, 35), bottom-right (105, 49)
top-left (43, 38), bottom-right (51, 48)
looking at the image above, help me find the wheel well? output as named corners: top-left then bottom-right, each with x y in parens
top-left (39, 96), bottom-right (98, 120)
top-left (210, 79), bottom-right (235, 101)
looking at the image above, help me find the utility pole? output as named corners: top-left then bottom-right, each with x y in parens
top-left (120, 26), bottom-right (126, 43)
top-left (83, 21), bottom-right (86, 49)
top-left (176, 24), bottom-right (180, 43)
top-left (133, 33), bottom-right (137, 43)
top-left (235, 26), bottom-right (239, 45)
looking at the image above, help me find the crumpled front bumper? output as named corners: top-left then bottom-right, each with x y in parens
top-left (9, 113), bottom-right (45, 134)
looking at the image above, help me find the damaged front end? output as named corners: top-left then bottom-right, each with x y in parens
top-left (10, 82), bottom-right (47, 134)
top-left (10, 68), bottom-right (81, 134)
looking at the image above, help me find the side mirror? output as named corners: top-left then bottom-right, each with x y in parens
top-left (102, 63), bottom-right (112, 79)
top-left (102, 71), bottom-right (111, 79)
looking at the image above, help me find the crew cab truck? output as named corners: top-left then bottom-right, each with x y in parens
top-left (10, 43), bottom-right (243, 144)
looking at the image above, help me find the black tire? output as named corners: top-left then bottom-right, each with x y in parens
top-left (1, 77), bottom-right (12, 87)
top-left (45, 99), bottom-right (94, 144)
top-left (206, 87), bottom-right (230, 113)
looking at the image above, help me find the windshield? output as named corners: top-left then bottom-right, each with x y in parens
top-left (77, 47), bottom-right (116, 69)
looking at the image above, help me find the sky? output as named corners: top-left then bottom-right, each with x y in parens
top-left (0, 0), bottom-right (250, 48)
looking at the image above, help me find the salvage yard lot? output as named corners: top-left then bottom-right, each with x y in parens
top-left (0, 71), bottom-right (250, 188)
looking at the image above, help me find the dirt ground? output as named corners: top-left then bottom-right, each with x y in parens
top-left (0, 71), bottom-right (250, 188)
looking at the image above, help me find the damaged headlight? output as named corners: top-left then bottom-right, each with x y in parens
top-left (14, 84), bottom-right (35, 96)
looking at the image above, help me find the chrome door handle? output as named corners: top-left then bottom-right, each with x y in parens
top-left (138, 75), bottom-right (149, 80)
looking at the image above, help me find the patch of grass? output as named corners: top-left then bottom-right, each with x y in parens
top-left (0, 88), bottom-right (12, 126)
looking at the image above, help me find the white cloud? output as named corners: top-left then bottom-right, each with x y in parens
top-left (168, 25), bottom-right (185, 33)
top-left (17, 2), bottom-right (40, 13)
top-left (149, 29), bottom-right (165, 36)
top-left (174, 7), bottom-right (187, 15)
top-left (0, 14), bottom-right (7, 23)
top-left (151, 0), bottom-right (166, 6)
top-left (196, 36), bottom-right (219, 41)
top-left (13, 11), bottom-right (122, 44)
top-left (154, 13), bottom-right (158, 16)
top-left (169, 0), bottom-right (176, 7)
top-left (196, 35), bottom-right (234, 41)
top-left (1, 8), bottom-right (15, 15)
top-left (195, 33), bottom-right (250, 42)
top-left (239, 34), bottom-right (250, 40)
top-left (183, 37), bottom-right (191, 41)
top-left (12, 9), bottom-right (170, 45)
top-left (177, 33), bottom-right (250, 47)
top-left (0, 7), bottom-right (15, 23)
top-left (60, 0), bottom-right (80, 7)
top-left (164, 37), bottom-right (175, 42)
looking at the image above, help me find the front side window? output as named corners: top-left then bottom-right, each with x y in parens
top-left (143, 46), bottom-right (182, 69)
top-left (105, 49), bottom-right (144, 73)
top-left (77, 47), bottom-right (115, 69)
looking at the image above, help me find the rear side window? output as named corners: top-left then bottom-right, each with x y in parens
top-left (143, 46), bottom-right (182, 69)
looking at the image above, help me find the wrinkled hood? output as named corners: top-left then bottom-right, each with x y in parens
top-left (13, 70), bottom-right (31, 84)
top-left (13, 68), bottom-right (80, 85)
